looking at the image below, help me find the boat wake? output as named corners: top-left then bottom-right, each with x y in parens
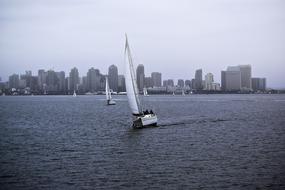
top-left (159, 117), bottom-right (228, 127)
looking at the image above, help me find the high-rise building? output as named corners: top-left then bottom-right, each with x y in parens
top-left (69, 67), bottom-right (79, 91)
top-left (204, 73), bottom-right (214, 90)
top-left (118, 75), bottom-right (126, 92)
top-left (163, 80), bottom-right (168, 87)
top-left (221, 71), bottom-right (226, 91)
top-left (177, 79), bottom-right (184, 87)
top-left (87, 67), bottom-right (99, 92)
top-left (151, 72), bottom-right (162, 87)
top-left (191, 79), bottom-right (195, 89)
top-left (20, 71), bottom-right (33, 89)
top-left (222, 66), bottom-right (241, 91)
top-left (46, 70), bottom-right (59, 92)
top-left (239, 65), bottom-right (252, 90)
top-left (38, 69), bottom-right (47, 90)
top-left (195, 69), bottom-right (203, 90)
top-left (144, 77), bottom-right (153, 88)
top-left (136, 64), bottom-right (144, 92)
top-left (9, 74), bottom-right (19, 89)
top-left (56, 71), bottom-right (65, 92)
top-left (185, 80), bottom-right (191, 88)
top-left (252, 78), bottom-right (266, 91)
top-left (108, 65), bottom-right (118, 92)
top-left (167, 79), bottom-right (174, 87)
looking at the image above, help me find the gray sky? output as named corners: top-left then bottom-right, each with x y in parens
top-left (0, 0), bottom-right (285, 88)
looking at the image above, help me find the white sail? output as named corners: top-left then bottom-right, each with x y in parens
top-left (143, 87), bottom-right (148, 96)
top-left (105, 77), bottom-right (111, 100)
top-left (124, 35), bottom-right (142, 115)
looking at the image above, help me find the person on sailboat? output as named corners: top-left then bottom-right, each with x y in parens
top-left (150, 110), bottom-right (154, 114)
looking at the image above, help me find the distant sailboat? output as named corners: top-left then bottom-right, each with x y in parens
top-left (124, 34), bottom-right (157, 128)
top-left (143, 87), bottom-right (149, 96)
top-left (73, 90), bottom-right (77, 97)
top-left (105, 77), bottom-right (116, 105)
top-left (182, 89), bottom-right (185, 96)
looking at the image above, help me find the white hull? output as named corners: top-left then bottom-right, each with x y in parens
top-left (133, 114), bottom-right (157, 128)
top-left (107, 99), bottom-right (116, 105)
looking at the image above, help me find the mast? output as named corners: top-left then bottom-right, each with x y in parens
top-left (124, 34), bottom-right (142, 115)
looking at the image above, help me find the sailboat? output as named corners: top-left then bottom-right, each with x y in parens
top-left (105, 77), bottom-right (116, 105)
top-left (73, 90), bottom-right (77, 97)
top-left (124, 35), bottom-right (157, 128)
top-left (143, 87), bottom-right (149, 96)
top-left (182, 89), bottom-right (185, 96)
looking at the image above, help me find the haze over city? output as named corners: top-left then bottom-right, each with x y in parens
top-left (1, 0), bottom-right (285, 88)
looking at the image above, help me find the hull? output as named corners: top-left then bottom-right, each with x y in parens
top-left (133, 114), bottom-right (157, 128)
top-left (107, 99), bottom-right (116, 105)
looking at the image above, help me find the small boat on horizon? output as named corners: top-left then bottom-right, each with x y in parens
top-left (124, 34), bottom-right (157, 128)
top-left (105, 77), bottom-right (116, 105)
top-left (73, 90), bottom-right (77, 97)
top-left (143, 87), bottom-right (149, 96)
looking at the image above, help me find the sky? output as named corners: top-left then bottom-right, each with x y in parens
top-left (0, 0), bottom-right (285, 88)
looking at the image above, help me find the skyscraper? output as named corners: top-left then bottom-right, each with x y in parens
top-left (108, 65), bottom-right (118, 92)
top-left (144, 77), bottom-right (153, 88)
top-left (221, 71), bottom-right (226, 91)
top-left (167, 79), bottom-right (174, 87)
top-left (136, 64), bottom-right (145, 92)
top-left (56, 71), bottom-right (65, 92)
top-left (38, 69), bottom-right (47, 90)
top-left (222, 66), bottom-right (241, 91)
top-left (177, 79), bottom-right (184, 87)
top-left (185, 80), bottom-right (191, 88)
top-left (195, 69), bottom-right (203, 90)
top-left (239, 65), bottom-right (252, 90)
top-left (9, 74), bottom-right (19, 89)
top-left (118, 75), bottom-right (126, 92)
top-left (163, 80), bottom-right (168, 87)
top-left (204, 73), bottom-right (214, 90)
top-left (151, 72), bottom-right (162, 87)
top-left (87, 67), bottom-right (98, 92)
top-left (46, 70), bottom-right (59, 92)
top-left (69, 67), bottom-right (79, 91)
top-left (252, 78), bottom-right (266, 91)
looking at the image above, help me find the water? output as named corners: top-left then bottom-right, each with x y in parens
top-left (0, 94), bottom-right (285, 189)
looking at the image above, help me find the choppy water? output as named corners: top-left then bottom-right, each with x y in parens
top-left (0, 94), bottom-right (285, 189)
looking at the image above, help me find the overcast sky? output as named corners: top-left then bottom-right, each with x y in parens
top-left (0, 0), bottom-right (284, 88)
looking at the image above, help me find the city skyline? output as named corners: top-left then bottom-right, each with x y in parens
top-left (1, 63), bottom-right (269, 95)
top-left (1, 0), bottom-right (285, 88)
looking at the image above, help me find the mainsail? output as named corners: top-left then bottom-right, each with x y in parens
top-left (105, 77), bottom-right (111, 101)
top-left (124, 35), bottom-right (142, 115)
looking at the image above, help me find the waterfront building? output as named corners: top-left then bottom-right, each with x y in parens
top-left (87, 68), bottom-right (98, 92)
top-left (167, 79), bottom-right (174, 87)
top-left (118, 75), bottom-right (126, 92)
top-left (252, 78), bottom-right (266, 91)
top-left (204, 73), bottom-right (214, 90)
top-left (222, 66), bottom-right (241, 91)
top-left (144, 77), bottom-right (153, 88)
top-left (177, 79), bottom-right (184, 88)
top-left (9, 74), bottom-right (19, 89)
top-left (136, 64), bottom-right (145, 92)
top-left (151, 72), bottom-right (162, 87)
top-left (163, 80), bottom-right (168, 87)
top-left (38, 69), bottom-right (47, 91)
top-left (69, 67), bottom-right (79, 91)
top-left (195, 69), bottom-right (203, 90)
top-left (108, 65), bottom-right (118, 92)
top-left (239, 65), bottom-right (252, 90)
